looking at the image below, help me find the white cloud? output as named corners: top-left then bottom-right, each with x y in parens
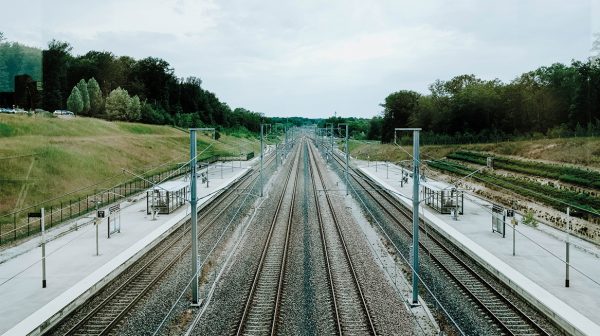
top-left (0, 0), bottom-right (594, 118)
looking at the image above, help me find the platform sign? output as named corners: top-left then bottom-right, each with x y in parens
top-left (491, 204), bottom-right (505, 238)
top-left (107, 204), bottom-right (121, 238)
top-left (97, 210), bottom-right (105, 218)
top-left (28, 212), bottom-right (42, 218)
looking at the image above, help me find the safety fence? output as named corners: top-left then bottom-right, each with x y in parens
top-left (0, 164), bottom-right (192, 245)
top-left (0, 153), bottom-right (259, 246)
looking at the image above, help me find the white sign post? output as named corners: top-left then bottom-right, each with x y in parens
top-left (41, 208), bottom-right (47, 288)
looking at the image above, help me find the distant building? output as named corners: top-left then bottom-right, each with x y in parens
top-left (0, 91), bottom-right (14, 107)
top-left (15, 74), bottom-right (41, 110)
top-left (0, 74), bottom-right (41, 109)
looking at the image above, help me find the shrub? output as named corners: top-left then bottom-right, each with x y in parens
top-left (522, 210), bottom-right (538, 227)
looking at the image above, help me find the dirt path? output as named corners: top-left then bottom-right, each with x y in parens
top-left (14, 157), bottom-right (35, 210)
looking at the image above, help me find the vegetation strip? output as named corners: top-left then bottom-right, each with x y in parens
top-left (427, 159), bottom-right (600, 218)
top-left (448, 150), bottom-right (600, 190)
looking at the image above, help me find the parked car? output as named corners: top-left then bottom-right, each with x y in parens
top-left (53, 110), bottom-right (75, 116)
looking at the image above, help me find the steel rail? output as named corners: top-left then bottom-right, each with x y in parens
top-left (308, 142), bottom-right (377, 335)
top-left (235, 143), bottom-right (301, 336)
top-left (328, 147), bottom-right (550, 336)
top-left (62, 153), bottom-right (278, 336)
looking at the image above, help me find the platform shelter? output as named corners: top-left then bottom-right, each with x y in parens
top-left (421, 181), bottom-right (464, 215)
top-left (146, 181), bottom-right (189, 214)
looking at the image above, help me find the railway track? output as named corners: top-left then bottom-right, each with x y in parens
top-left (326, 145), bottom-right (551, 336)
top-left (58, 152), bottom-right (278, 336)
top-left (306, 142), bottom-right (376, 335)
top-left (235, 142), bottom-right (301, 336)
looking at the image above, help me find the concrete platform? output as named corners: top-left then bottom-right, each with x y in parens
top-left (357, 159), bottom-right (600, 336)
top-left (0, 159), bottom-right (255, 336)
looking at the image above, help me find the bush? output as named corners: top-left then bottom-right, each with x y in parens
top-left (522, 210), bottom-right (538, 227)
top-left (105, 87), bottom-right (141, 121)
top-left (448, 150), bottom-right (600, 190)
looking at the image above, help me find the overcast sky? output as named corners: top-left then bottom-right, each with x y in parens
top-left (1, 0), bottom-right (598, 118)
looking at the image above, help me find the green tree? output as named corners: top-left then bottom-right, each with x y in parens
top-left (367, 116), bottom-right (383, 140)
top-left (87, 77), bottom-right (103, 116)
top-left (76, 79), bottom-right (90, 114)
top-left (43, 40), bottom-right (72, 111)
top-left (67, 86), bottom-right (83, 114)
top-left (380, 90), bottom-right (421, 142)
top-left (105, 87), bottom-right (131, 120)
top-left (141, 102), bottom-right (165, 124)
top-left (128, 95), bottom-right (141, 121)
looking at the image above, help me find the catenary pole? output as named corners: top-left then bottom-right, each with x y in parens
top-left (411, 130), bottom-right (420, 305)
top-left (260, 124), bottom-right (264, 197)
top-left (395, 128), bottom-right (421, 305)
top-left (190, 129), bottom-right (199, 305)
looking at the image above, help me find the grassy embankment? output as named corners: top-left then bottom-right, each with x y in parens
top-left (348, 137), bottom-right (600, 238)
top-left (0, 114), bottom-right (260, 218)
top-left (348, 137), bottom-right (600, 169)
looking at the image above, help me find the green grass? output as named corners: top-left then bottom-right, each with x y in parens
top-left (0, 122), bottom-right (14, 136)
top-left (0, 114), bottom-right (260, 218)
top-left (447, 150), bottom-right (600, 190)
top-left (348, 137), bottom-right (600, 169)
top-left (427, 159), bottom-right (600, 218)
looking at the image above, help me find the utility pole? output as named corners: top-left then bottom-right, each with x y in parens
top-left (395, 128), bottom-right (421, 306)
top-left (189, 129), bottom-right (199, 305)
top-left (566, 207), bottom-right (570, 287)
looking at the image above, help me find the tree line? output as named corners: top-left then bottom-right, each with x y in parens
top-left (0, 33), bottom-right (42, 92)
top-left (4, 31), bottom-right (600, 143)
top-left (40, 39), bottom-right (264, 132)
top-left (375, 59), bottom-right (600, 144)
